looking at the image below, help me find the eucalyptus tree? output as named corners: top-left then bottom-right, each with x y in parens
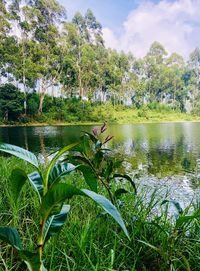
top-left (0, 0), bottom-right (10, 41)
top-left (72, 9), bottom-right (104, 98)
top-left (188, 48), bottom-right (200, 108)
top-left (0, 0), bottom-right (11, 82)
top-left (8, 0), bottom-right (39, 114)
top-left (144, 42), bottom-right (168, 102)
top-left (166, 52), bottom-right (185, 69)
top-left (84, 8), bottom-right (104, 46)
top-left (59, 22), bottom-right (79, 97)
top-left (23, 0), bottom-right (66, 113)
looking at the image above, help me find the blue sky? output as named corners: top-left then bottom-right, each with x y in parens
top-left (59, 0), bottom-right (200, 58)
top-left (60, 0), bottom-right (140, 29)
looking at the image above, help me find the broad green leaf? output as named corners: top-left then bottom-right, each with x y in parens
top-left (0, 227), bottom-right (22, 250)
top-left (77, 165), bottom-right (98, 192)
top-left (81, 189), bottom-right (130, 239)
top-left (19, 251), bottom-right (47, 271)
top-left (114, 188), bottom-right (128, 199)
top-left (45, 143), bottom-right (79, 185)
top-left (113, 174), bottom-right (137, 194)
top-left (49, 163), bottom-right (77, 187)
top-left (40, 183), bottom-right (83, 220)
top-left (10, 168), bottom-right (27, 202)
top-left (0, 143), bottom-right (39, 168)
top-left (77, 134), bottom-right (91, 153)
top-left (43, 205), bottom-right (70, 243)
top-left (28, 172), bottom-right (43, 200)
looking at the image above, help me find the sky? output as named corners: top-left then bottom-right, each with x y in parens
top-left (59, 0), bottom-right (200, 59)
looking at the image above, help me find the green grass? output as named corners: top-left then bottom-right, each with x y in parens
top-left (1, 103), bottom-right (200, 127)
top-left (0, 157), bottom-right (200, 270)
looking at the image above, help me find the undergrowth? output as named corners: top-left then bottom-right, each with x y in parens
top-left (0, 156), bottom-right (199, 270)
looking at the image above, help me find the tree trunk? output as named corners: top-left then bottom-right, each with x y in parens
top-left (38, 79), bottom-right (46, 114)
top-left (38, 93), bottom-right (45, 114)
top-left (78, 65), bottom-right (83, 98)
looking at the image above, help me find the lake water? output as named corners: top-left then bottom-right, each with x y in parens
top-left (0, 122), bottom-right (200, 205)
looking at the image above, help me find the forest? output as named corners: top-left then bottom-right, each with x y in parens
top-left (1, 0), bottom-right (200, 123)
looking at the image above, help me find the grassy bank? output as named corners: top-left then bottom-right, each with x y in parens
top-left (0, 156), bottom-right (199, 271)
top-left (1, 103), bottom-right (200, 127)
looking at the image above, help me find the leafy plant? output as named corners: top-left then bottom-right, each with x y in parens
top-left (67, 123), bottom-right (137, 205)
top-left (0, 140), bottom-right (129, 271)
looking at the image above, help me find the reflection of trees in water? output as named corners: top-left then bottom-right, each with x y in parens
top-left (114, 135), bottom-right (199, 176)
top-left (1, 123), bottom-right (200, 177)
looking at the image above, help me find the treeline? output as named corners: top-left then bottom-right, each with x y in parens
top-left (0, 83), bottom-right (117, 123)
top-left (1, 0), bottom-right (200, 122)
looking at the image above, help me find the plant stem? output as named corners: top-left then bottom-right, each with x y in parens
top-left (38, 218), bottom-right (45, 270)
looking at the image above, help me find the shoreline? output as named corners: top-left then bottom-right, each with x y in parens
top-left (1, 118), bottom-right (200, 127)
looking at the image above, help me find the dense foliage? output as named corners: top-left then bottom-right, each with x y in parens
top-left (1, 0), bottom-right (200, 122)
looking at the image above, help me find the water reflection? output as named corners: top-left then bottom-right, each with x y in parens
top-left (1, 123), bottom-right (200, 177)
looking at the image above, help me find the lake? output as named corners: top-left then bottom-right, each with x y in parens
top-left (1, 122), bottom-right (200, 202)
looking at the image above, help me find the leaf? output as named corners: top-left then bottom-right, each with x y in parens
top-left (81, 189), bottom-right (130, 239)
top-left (93, 150), bottom-right (104, 166)
top-left (45, 142), bottom-right (79, 185)
top-left (0, 143), bottom-right (39, 168)
top-left (68, 155), bottom-right (92, 167)
top-left (40, 183), bottom-right (83, 221)
top-left (28, 172), bottom-right (43, 200)
top-left (49, 163), bottom-right (77, 187)
top-left (77, 165), bottom-right (98, 192)
top-left (83, 132), bottom-right (98, 144)
top-left (103, 161), bottom-right (113, 179)
top-left (145, 221), bottom-right (169, 236)
top-left (0, 227), bottom-right (22, 250)
top-left (113, 174), bottom-right (137, 194)
top-left (176, 214), bottom-right (200, 227)
top-left (10, 168), bottom-right (27, 203)
top-left (82, 132), bottom-right (102, 149)
top-left (138, 240), bottom-right (160, 254)
top-left (19, 251), bottom-right (47, 271)
top-left (43, 205), bottom-right (70, 243)
top-left (161, 200), bottom-right (183, 215)
top-left (41, 185), bottom-right (129, 239)
top-left (114, 188), bottom-right (128, 199)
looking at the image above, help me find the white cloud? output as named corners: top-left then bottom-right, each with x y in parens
top-left (103, 0), bottom-right (200, 58)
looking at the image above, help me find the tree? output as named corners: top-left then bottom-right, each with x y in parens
top-left (0, 0), bottom-right (10, 37)
top-left (72, 9), bottom-right (104, 98)
top-left (188, 48), bottom-right (200, 108)
top-left (147, 41), bottom-right (167, 64)
top-left (0, 0), bottom-right (11, 82)
top-left (166, 52), bottom-right (185, 69)
top-left (8, 0), bottom-right (36, 114)
top-left (0, 84), bottom-right (24, 121)
top-left (25, 0), bottom-right (66, 113)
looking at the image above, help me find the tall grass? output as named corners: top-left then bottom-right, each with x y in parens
top-left (0, 156), bottom-right (199, 270)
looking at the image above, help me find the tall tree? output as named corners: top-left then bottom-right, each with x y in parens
top-left (26, 0), bottom-right (66, 113)
top-left (72, 9), bottom-right (104, 98)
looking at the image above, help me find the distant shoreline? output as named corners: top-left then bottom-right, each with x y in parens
top-left (1, 119), bottom-right (200, 128)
